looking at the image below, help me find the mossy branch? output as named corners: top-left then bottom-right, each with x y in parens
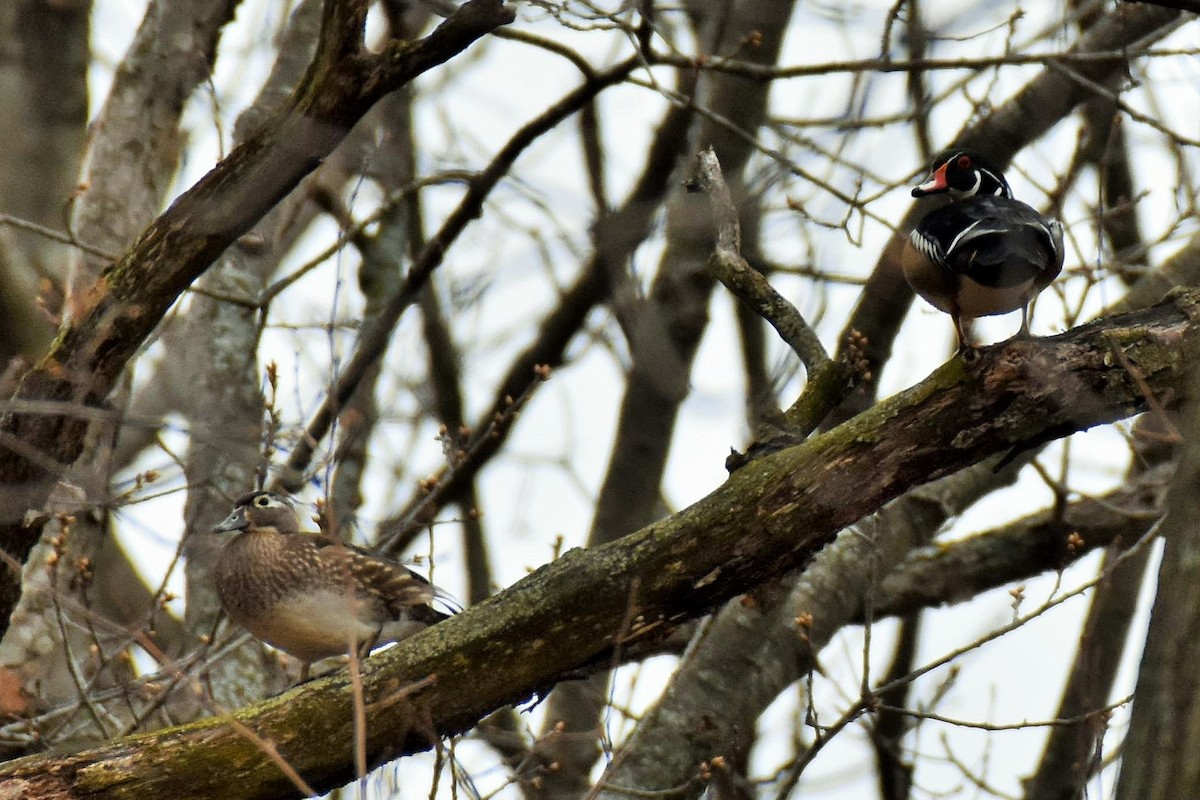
top-left (3, 289), bottom-right (1196, 799)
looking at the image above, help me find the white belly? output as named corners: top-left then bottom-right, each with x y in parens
top-left (244, 590), bottom-right (378, 663)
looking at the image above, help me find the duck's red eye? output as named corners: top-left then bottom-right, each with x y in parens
top-left (956, 154), bottom-right (972, 168)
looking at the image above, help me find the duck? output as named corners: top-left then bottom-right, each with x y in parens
top-left (212, 490), bottom-right (456, 677)
top-left (902, 149), bottom-right (1065, 353)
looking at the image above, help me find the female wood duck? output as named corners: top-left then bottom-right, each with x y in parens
top-left (213, 491), bottom-right (457, 677)
top-left (902, 150), bottom-right (1064, 353)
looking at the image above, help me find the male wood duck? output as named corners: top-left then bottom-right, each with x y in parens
top-left (902, 149), bottom-right (1064, 353)
top-left (213, 491), bottom-right (455, 675)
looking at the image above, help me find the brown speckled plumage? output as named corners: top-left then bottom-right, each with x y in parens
top-left (213, 491), bottom-right (452, 665)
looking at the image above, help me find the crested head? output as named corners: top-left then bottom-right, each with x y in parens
top-left (912, 149), bottom-right (1011, 200)
top-left (213, 490), bottom-right (301, 535)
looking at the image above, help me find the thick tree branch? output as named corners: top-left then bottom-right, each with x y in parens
top-left (592, 455), bottom-right (1025, 800)
top-left (867, 461), bottom-right (1169, 621)
top-left (2, 290), bottom-right (1196, 798)
top-left (1114, 323), bottom-right (1200, 800)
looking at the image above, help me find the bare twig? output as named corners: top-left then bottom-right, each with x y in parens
top-left (690, 148), bottom-right (831, 373)
top-left (0, 213), bottom-right (118, 262)
top-left (277, 55), bottom-right (643, 491)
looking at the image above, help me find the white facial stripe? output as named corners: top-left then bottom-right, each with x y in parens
top-left (252, 493), bottom-right (290, 509)
top-left (979, 168), bottom-right (1009, 196)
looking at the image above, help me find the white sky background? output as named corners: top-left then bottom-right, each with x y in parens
top-left (87, 1), bottom-right (1200, 798)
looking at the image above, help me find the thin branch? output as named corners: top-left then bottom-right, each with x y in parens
top-left (875, 698), bottom-right (1132, 732)
top-left (866, 462), bottom-right (1170, 621)
top-left (779, 517), bottom-right (1161, 792)
top-left (689, 148), bottom-right (831, 373)
top-left (646, 46), bottom-right (1196, 82)
top-left (0, 214), bottom-right (118, 262)
top-left (277, 54), bottom-right (642, 491)
top-left (373, 65), bottom-right (699, 552)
